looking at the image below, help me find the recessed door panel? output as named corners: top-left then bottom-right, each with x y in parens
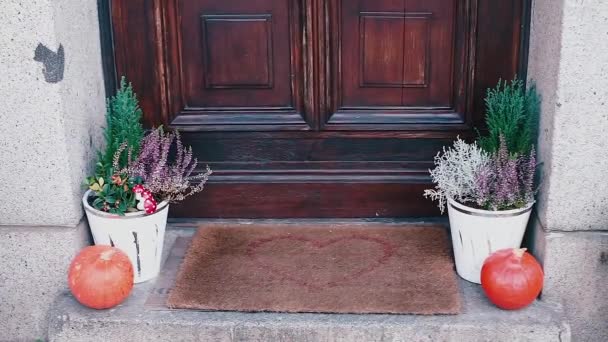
top-left (327, 0), bottom-right (464, 128)
top-left (402, 0), bottom-right (455, 107)
top-left (164, 0), bottom-right (309, 130)
top-left (360, 14), bottom-right (408, 89)
top-left (202, 15), bottom-right (274, 90)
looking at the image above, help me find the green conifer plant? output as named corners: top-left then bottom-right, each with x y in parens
top-left (477, 78), bottom-right (540, 155)
top-left (96, 76), bottom-right (144, 176)
top-left (85, 77), bottom-right (144, 215)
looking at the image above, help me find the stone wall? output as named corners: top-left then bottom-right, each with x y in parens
top-left (527, 0), bottom-right (608, 340)
top-left (0, 0), bottom-right (105, 227)
top-left (530, 0), bottom-right (608, 232)
top-left (0, 0), bottom-right (105, 340)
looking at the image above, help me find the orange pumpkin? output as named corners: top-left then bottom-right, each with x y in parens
top-left (68, 245), bottom-right (134, 309)
top-left (481, 248), bottom-right (544, 310)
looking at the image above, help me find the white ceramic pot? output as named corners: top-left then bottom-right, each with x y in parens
top-left (447, 197), bottom-right (534, 284)
top-left (82, 190), bottom-right (169, 283)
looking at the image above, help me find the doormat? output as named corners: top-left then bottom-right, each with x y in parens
top-left (162, 224), bottom-right (461, 314)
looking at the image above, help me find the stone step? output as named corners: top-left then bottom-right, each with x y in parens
top-left (48, 224), bottom-right (571, 342)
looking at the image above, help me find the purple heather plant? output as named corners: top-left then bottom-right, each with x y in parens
top-left (494, 137), bottom-right (520, 206)
top-left (474, 162), bottom-right (494, 208)
top-left (115, 127), bottom-right (212, 203)
top-left (474, 135), bottom-right (537, 210)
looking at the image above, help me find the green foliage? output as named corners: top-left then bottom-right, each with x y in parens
top-left (97, 76), bottom-right (144, 176)
top-left (86, 169), bottom-right (140, 215)
top-left (477, 78), bottom-right (540, 155)
top-left (86, 76), bottom-right (144, 215)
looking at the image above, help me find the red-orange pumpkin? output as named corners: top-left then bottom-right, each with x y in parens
top-left (481, 248), bottom-right (544, 310)
top-left (68, 245), bottom-right (134, 309)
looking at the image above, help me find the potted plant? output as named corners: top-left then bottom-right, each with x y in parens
top-left (83, 78), bottom-right (212, 283)
top-left (424, 79), bottom-right (540, 284)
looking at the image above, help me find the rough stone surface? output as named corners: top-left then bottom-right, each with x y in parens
top-left (0, 222), bottom-right (90, 342)
top-left (52, 0), bottom-right (107, 225)
top-left (48, 228), bottom-right (571, 342)
top-left (528, 219), bottom-right (608, 342)
top-left (528, 0), bottom-right (608, 232)
top-left (0, 0), bottom-right (105, 227)
top-left (527, 0), bottom-right (608, 338)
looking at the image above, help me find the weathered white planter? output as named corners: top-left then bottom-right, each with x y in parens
top-left (82, 190), bottom-right (169, 283)
top-left (447, 197), bottom-right (534, 284)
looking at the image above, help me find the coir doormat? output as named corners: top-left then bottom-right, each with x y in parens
top-left (162, 224), bottom-right (461, 314)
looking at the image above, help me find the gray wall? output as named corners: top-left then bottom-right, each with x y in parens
top-left (530, 0), bottom-right (608, 232)
top-left (0, 0), bottom-right (105, 227)
top-left (527, 0), bottom-right (608, 340)
top-left (0, 0), bottom-right (105, 340)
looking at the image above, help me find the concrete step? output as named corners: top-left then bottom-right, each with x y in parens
top-left (48, 224), bottom-right (571, 342)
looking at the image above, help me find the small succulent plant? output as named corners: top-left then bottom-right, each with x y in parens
top-left (86, 171), bottom-right (138, 215)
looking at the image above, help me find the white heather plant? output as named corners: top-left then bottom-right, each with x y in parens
top-left (424, 138), bottom-right (490, 213)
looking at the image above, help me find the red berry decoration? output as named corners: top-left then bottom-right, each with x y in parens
top-left (68, 246), bottom-right (134, 309)
top-left (133, 185), bottom-right (158, 214)
top-left (481, 248), bottom-right (544, 310)
top-left (143, 197), bottom-right (157, 214)
top-left (132, 184), bottom-right (145, 195)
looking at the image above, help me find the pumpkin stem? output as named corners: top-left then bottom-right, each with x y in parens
top-left (513, 248), bottom-right (527, 258)
top-left (100, 249), bottom-right (116, 261)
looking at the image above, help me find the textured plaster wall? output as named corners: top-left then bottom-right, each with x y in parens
top-left (0, 223), bottom-right (90, 341)
top-left (0, 0), bottom-right (104, 340)
top-left (0, 0), bottom-right (105, 227)
top-left (528, 0), bottom-right (608, 232)
top-left (527, 0), bottom-right (608, 340)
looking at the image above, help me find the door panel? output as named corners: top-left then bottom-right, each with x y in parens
top-left (361, 14), bottom-right (408, 90)
top-left (109, 0), bottom-right (527, 218)
top-left (201, 15), bottom-right (274, 90)
top-left (403, 0), bottom-right (455, 106)
top-left (164, 0), bottom-right (309, 130)
top-left (342, 0), bottom-right (455, 108)
top-left (400, 18), bottom-right (429, 87)
top-left (328, 0), bottom-right (464, 128)
top-left (343, 0), bottom-right (404, 108)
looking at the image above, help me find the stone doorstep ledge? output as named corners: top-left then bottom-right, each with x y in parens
top-left (48, 226), bottom-right (571, 342)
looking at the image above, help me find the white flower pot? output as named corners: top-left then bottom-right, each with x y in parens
top-left (447, 197), bottom-right (534, 284)
top-left (82, 190), bottom-right (169, 283)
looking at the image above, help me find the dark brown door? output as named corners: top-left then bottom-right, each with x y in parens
top-left (109, 0), bottom-right (526, 218)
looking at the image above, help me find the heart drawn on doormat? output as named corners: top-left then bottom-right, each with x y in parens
top-left (246, 234), bottom-right (396, 290)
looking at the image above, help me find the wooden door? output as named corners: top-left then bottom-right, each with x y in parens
top-left (107, 0), bottom-right (527, 218)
